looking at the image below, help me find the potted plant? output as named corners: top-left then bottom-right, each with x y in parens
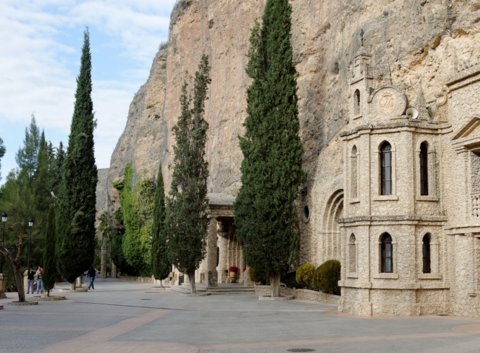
top-left (228, 265), bottom-right (238, 279)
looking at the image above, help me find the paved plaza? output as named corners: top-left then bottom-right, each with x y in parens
top-left (1, 279), bottom-right (480, 353)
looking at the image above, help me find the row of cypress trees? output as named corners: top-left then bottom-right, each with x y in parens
top-left (146, 0), bottom-right (304, 296)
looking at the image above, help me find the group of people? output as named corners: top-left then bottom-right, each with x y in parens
top-left (26, 266), bottom-right (44, 294)
top-left (24, 264), bottom-right (97, 294)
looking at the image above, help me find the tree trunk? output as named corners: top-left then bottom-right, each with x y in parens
top-left (188, 272), bottom-right (196, 294)
top-left (270, 273), bottom-right (281, 297)
top-left (12, 263), bottom-right (25, 302)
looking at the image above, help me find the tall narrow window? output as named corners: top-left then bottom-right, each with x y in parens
top-left (351, 146), bottom-right (358, 198)
top-left (380, 233), bottom-right (393, 273)
top-left (420, 142), bottom-right (429, 195)
top-left (380, 142), bottom-right (392, 195)
top-left (354, 89), bottom-right (361, 116)
top-left (349, 234), bottom-right (356, 273)
top-left (422, 234), bottom-right (431, 273)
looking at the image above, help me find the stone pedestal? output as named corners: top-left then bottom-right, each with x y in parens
top-left (0, 273), bottom-right (7, 299)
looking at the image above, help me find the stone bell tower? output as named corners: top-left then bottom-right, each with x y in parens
top-left (339, 42), bottom-right (449, 316)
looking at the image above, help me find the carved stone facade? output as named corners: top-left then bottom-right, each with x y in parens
top-left (308, 46), bottom-right (480, 316)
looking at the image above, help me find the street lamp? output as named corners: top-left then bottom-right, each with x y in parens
top-left (27, 218), bottom-right (34, 270)
top-left (1, 212), bottom-right (7, 273)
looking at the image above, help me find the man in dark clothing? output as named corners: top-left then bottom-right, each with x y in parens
top-left (26, 268), bottom-right (35, 294)
top-left (87, 265), bottom-right (96, 290)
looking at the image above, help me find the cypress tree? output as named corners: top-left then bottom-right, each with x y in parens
top-left (57, 29), bottom-right (98, 284)
top-left (234, 0), bottom-right (305, 297)
top-left (30, 132), bottom-right (50, 268)
top-left (151, 163), bottom-right (170, 283)
top-left (166, 55), bottom-right (210, 294)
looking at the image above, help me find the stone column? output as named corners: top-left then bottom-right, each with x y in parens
top-left (206, 218), bottom-right (218, 287)
top-left (218, 232), bottom-right (228, 283)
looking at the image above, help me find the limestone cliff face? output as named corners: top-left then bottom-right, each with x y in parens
top-left (107, 47), bottom-right (168, 210)
top-left (107, 0), bottom-right (480, 214)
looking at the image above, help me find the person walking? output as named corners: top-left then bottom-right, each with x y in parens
top-left (26, 267), bottom-right (35, 294)
top-left (35, 266), bottom-right (44, 294)
top-left (88, 265), bottom-right (96, 290)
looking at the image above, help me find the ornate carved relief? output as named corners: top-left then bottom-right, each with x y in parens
top-left (371, 87), bottom-right (407, 117)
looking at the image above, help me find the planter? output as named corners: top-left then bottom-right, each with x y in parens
top-left (0, 274), bottom-right (6, 299)
top-left (228, 271), bottom-right (237, 283)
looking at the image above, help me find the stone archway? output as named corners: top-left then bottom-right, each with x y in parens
top-left (320, 189), bottom-right (344, 263)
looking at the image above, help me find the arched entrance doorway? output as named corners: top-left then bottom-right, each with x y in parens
top-left (320, 189), bottom-right (344, 262)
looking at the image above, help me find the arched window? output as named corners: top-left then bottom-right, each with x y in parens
top-left (379, 142), bottom-right (392, 195)
top-left (422, 234), bottom-right (431, 273)
top-left (420, 142), bottom-right (429, 195)
top-left (351, 146), bottom-right (358, 198)
top-left (349, 234), bottom-right (356, 273)
top-left (380, 233), bottom-right (393, 273)
top-left (354, 89), bottom-right (361, 116)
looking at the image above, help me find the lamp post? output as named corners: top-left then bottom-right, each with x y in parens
top-left (1, 212), bottom-right (7, 274)
top-left (27, 218), bottom-right (33, 270)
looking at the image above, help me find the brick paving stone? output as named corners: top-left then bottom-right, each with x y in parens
top-left (1, 279), bottom-right (480, 353)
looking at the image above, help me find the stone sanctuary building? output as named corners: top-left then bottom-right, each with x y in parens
top-left (336, 46), bottom-right (480, 317)
top-left (102, 1), bottom-right (480, 317)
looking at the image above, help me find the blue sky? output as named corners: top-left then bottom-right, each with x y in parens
top-left (0, 0), bottom-right (177, 181)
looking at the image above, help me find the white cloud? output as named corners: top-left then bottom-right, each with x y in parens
top-left (0, 0), bottom-right (175, 173)
top-left (69, 1), bottom-right (172, 63)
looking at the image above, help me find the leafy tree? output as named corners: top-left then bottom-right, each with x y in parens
top-left (110, 201), bottom-right (136, 275)
top-left (0, 117), bottom-right (64, 299)
top-left (0, 223), bottom-right (28, 302)
top-left (234, 0), bottom-right (305, 297)
top-left (151, 163), bottom-right (170, 283)
top-left (165, 55), bottom-right (210, 294)
top-left (16, 115), bottom-right (40, 180)
top-left (42, 204), bottom-right (57, 295)
top-left (57, 29), bottom-right (97, 284)
top-left (119, 164), bottom-right (155, 276)
top-left (0, 141), bottom-right (35, 298)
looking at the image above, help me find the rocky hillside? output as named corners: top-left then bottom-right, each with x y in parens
top-left (106, 0), bottom-right (480, 212)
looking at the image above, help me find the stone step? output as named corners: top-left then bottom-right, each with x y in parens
top-left (169, 283), bottom-right (254, 295)
top-left (207, 285), bottom-right (254, 294)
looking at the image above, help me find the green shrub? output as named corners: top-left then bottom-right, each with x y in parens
top-left (313, 259), bottom-right (341, 295)
top-left (312, 266), bottom-right (322, 291)
top-left (295, 263), bottom-right (316, 289)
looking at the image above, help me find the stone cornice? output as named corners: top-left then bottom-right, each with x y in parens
top-left (340, 215), bottom-right (447, 225)
top-left (341, 121), bottom-right (452, 139)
